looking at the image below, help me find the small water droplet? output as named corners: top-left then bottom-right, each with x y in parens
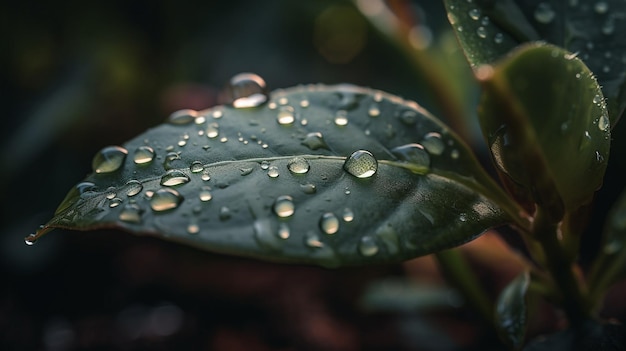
top-left (392, 144), bottom-right (431, 173)
top-left (106, 187), bottom-right (116, 199)
top-left (125, 180), bottom-right (143, 197)
top-left (593, 94), bottom-right (603, 104)
top-left (201, 170), bottom-right (211, 181)
top-left (278, 223), bottom-right (290, 239)
top-left (287, 157), bottom-right (310, 174)
top-left (92, 146), bottom-right (128, 174)
top-left (109, 197), bottom-right (122, 208)
top-left (343, 150), bottom-right (378, 178)
top-left (468, 8), bottom-right (481, 20)
top-left (300, 99), bottom-right (310, 108)
top-left (302, 132), bottom-right (329, 150)
top-left (476, 26), bottom-right (487, 39)
top-left (594, 1), bottom-right (608, 14)
top-left (161, 170), bottom-right (190, 186)
top-left (267, 166), bottom-right (279, 178)
top-left (596, 151), bottom-right (605, 163)
top-left (119, 204), bottom-right (142, 223)
top-left (187, 223), bottom-right (200, 234)
top-left (342, 208), bottom-right (354, 222)
top-left (228, 73), bottom-right (268, 108)
top-left (177, 140), bottom-right (187, 147)
top-left (190, 161), bottom-right (204, 173)
top-left (133, 146), bottom-right (155, 164)
top-left (300, 183), bottom-right (317, 194)
top-left (534, 3), bottom-right (555, 24)
top-left (219, 206), bottom-right (231, 220)
top-left (268, 102), bottom-right (277, 110)
top-left (359, 236), bottom-right (379, 257)
top-left (199, 186), bottom-right (212, 201)
top-left (168, 109), bottom-right (198, 125)
top-left (422, 132), bottom-right (445, 155)
top-left (150, 188), bottom-right (183, 212)
top-left (494, 32), bottom-right (504, 44)
top-left (240, 167), bottom-right (253, 176)
top-left (450, 149), bottom-right (460, 159)
top-left (305, 232), bottom-right (324, 248)
top-left (277, 106), bottom-right (296, 125)
top-left (334, 111), bottom-right (349, 126)
top-left (273, 195), bottom-right (295, 218)
top-left (278, 97), bottom-right (288, 105)
top-left (206, 123), bottom-right (219, 138)
top-left (212, 109), bottom-right (223, 119)
top-left (599, 114), bottom-right (610, 131)
top-left (260, 160), bottom-right (270, 170)
top-left (220, 137), bottom-right (228, 143)
top-left (368, 104), bottom-right (380, 117)
top-left (459, 213), bottom-right (467, 222)
top-left (319, 212), bottom-right (339, 234)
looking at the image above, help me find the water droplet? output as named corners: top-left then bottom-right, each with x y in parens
top-left (481, 16), bottom-right (489, 26)
top-left (260, 160), bottom-right (270, 170)
top-left (273, 195), bottom-right (295, 218)
top-left (368, 104), bottom-right (380, 117)
top-left (206, 123), bottom-right (219, 138)
top-left (133, 146), bottom-right (155, 164)
top-left (342, 208), bottom-right (354, 222)
top-left (599, 114), bottom-right (610, 131)
top-left (319, 212), bottom-right (339, 234)
top-left (106, 187), bottom-right (117, 199)
top-left (267, 166), bottom-right (279, 178)
top-left (594, 1), bottom-right (608, 14)
top-left (300, 183), bottom-right (317, 194)
top-left (278, 223), bottom-right (290, 239)
top-left (459, 213), bottom-right (467, 222)
top-left (476, 26), bottom-right (487, 39)
top-left (161, 170), bottom-right (190, 186)
top-left (109, 197), bottom-right (123, 208)
top-left (468, 8), bottom-right (481, 20)
top-left (300, 99), bottom-right (310, 108)
top-left (187, 223), bottom-right (200, 234)
top-left (228, 73), bottom-right (268, 108)
top-left (150, 188), bottom-right (183, 212)
top-left (343, 150), bottom-right (378, 178)
top-left (287, 157), bottom-right (310, 174)
top-left (220, 137), bottom-right (228, 143)
top-left (212, 109), bottom-right (223, 119)
top-left (422, 132), bottom-right (445, 155)
top-left (240, 167), bottom-right (253, 176)
top-left (302, 132), bottom-right (329, 150)
top-left (163, 152), bottom-right (182, 170)
top-left (593, 94), bottom-right (602, 104)
top-left (219, 206), bottom-right (231, 220)
top-left (277, 106), bottom-right (296, 125)
top-left (334, 111), bottom-right (349, 126)
top-left (450, 149), bottom-right (460, 159)
top-left (168, 109), bottom-right (198, 125)
top-left (305, 232), bottom-right (325, 248)
top-left (534, 3), bottom-right (555, 24)
top-left (125, 180), bottom-right (143, 197)
top-left (494, 33), bottom-right (504, 44)
top-left (359, 236), bottom-right (379, 257)
top-left (199, 187), bottom-right (212, 201)
top-left (201, 170), bottom-right (211, 181)
top-left (278, 97), bottom-right (289, 105)
top-left (391, 144), bottom-right (431, 173)
top-left (92, 146), bottom-right (128, 174)
top-left (177, 140), bottom-right (187, 147)
top-left (190, 161), bottom-right (204, 173)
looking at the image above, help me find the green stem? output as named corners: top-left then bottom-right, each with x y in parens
top-left (435, 249), bottom-right (495, 326)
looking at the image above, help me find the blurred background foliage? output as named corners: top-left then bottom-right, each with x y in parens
top-left (1, 0), bottom-right (625, 350)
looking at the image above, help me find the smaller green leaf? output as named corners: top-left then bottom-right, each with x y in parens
top-left (496, 271), bottom-right (530, 350)
top-left (478, 43), bottom-right (610, 219)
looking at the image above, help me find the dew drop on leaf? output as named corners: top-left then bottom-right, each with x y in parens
top-left (319, 212), bottom-right (340, 235)
top-left (109, 198), bottom-right (123, 208)
top-left (300, 183), bottom-right (317, 194)
top-left (359, 236), bottom-right (379, 257)
top-left (92, 146), bottom-right (128, 174)
top-left (368, 104), bottom-right (380, 117)
top-left (206, 123), bottom-right (219, 138)
top-left (267, 166), bottom-right (279, 178)
top-left (343, 150), bottom-right (378, 178)
top-left (168, 109), bottom-right (198, 125)
top-left (133, 146), bottom-right (155, 165)
top-left (277, 106), bottom-right (296, 125)
top-left (305, 232), bottom-right (324, 248)
top-left (287, 157), bottom-right (310, 174)
top-left (160, 170), bottom-right (190, 187)
top-left (342, 208), bottom-right (354, 222)
top-left (598, 114), bottom-right (610, 131)
top-left (422, 132), bottom-right (445, 155)
top-left (301, 132), bottom-right (329, 150)
top-left (150, 188), bottom-right (183, 212)
top-left (273, 195), bottom-right (295, 218)
top-left (199, 187), bottom-right (212, 202)
top-left (494, 33), bottom-right (504, 44)
top-left (25, 233), bottom-right (37, 246)
top-left (190, 161), bottom-right (204, 173)
top-left (278, 223), bottom-right (290, 239)
top-left (476, 26), bottom-right (487, 39)
top-left (119, 204), bottom-right (143, 223)
top-left (468, 8), bottom-right (481, 20)
top-left (187, 223), bottom-right (200, 234)
top-left (228, 73), bottom-right (269, 108)
top-left (334, 111), bottom-right (349, 126)
top-left (125, 180), bottom-right (143, 197)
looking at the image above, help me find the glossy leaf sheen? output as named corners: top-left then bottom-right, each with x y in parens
top-left (35, 85), bottom-right (513, 267)
top-left (444, 0), bottom-right (626, 124)
top-left (479, 44), bottom-right (610, 216)
top-left (496, 272), bottom-right (530, 350)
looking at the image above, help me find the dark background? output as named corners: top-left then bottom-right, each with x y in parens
top-left (2, 0), bottom-right (625, 350)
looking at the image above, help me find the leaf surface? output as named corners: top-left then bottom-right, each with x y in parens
top-left (32, 85), bottom-right (517, 267)
top-left (496, 271), bottom-right (530, 350)
top-left (444, 0), bottom-right (626, 124)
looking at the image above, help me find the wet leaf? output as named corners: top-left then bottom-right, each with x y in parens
top-left (444, 0), bottom-right (626, 124)
top-left (31, 84), bottom-right (519, 267)
top-left (496, 271), bottom-right (530, 350)
top-left (523, 321), bottom-right (626, 351)
top-left (478, 43), bottom-right (610, 219)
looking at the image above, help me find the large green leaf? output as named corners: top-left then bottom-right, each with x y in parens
top-left (29, 84), bottom-right (518, 267)
top-left (444, 0), bottom-right (626, 124)
top-left (496, 272), bottom-right (530, 350)
top-left (478, 43), bottom-right (610, 219)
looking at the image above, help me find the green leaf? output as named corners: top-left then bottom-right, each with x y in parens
top-left (30, 84), bottom-right (518, 268)
top-left (444, 0), bottom-right (626, 124)
top-left (478, 43), bottom-right (610, 219)
top-left (496, 271), bottom-right (530, 350)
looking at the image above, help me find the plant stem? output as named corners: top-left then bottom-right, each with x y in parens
top-left (435, 249), bottom-right (495, 326)
top-left (532, 207), bottom-right (590, 327)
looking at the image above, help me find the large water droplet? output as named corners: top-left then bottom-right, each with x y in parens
top-left (92, 146), bottom-right (128, 174)
top-left (391, 144), bottom-right (431, 173)
top-left (133, 146), bottom-right (155, 165)
top-left (119, 204), bottom-right (143, 223)
top-left (125, 180), bottom-right (143, 197)
top-left (168, 109), bottom-right (198, 125)
top-left (422, 132), bottom-right (445, 155)
top-left (319, 212), bottom-right (339, 235)
top-left (359, 236), bottom-right (379, 257)
top-left (161, 170), bottom-right (190, 186)
top-left (302, 132), bottom-right (329, 150)
top-left (228, 73), bottom-right (268, 108)
top-left (150, 188), bottom-right (183, 212)
top-left (273, 195), bottom-right (295, 218)
top-left (534, 3), bottom-right (555, 24)
top-left (343, 150), bottom-right (378, 178)
top-left (287, 157), bottom-right (310, 174)
top-left (267, 166), bottom-right (279, 178)
top-left (598, 114), bottom-right (610, 132)
top-left (277, 106), bottom-right (296, 125)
